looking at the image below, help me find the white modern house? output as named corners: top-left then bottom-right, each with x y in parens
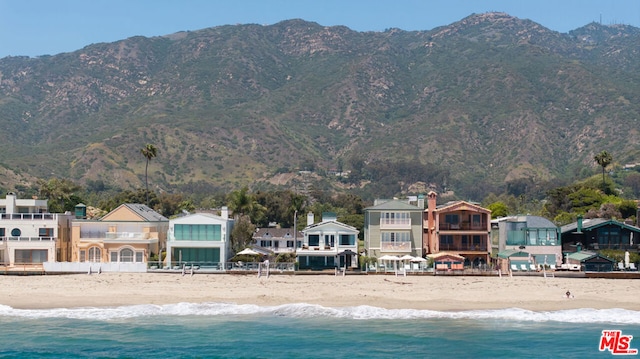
top-left (0, 192), bottom-right (73, 269)
top-left (297, 212), bottom-right (359, 270)
top-left (165, 208), bottom-right (234, 268)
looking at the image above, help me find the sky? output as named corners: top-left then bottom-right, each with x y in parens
top-left (1, 0), bottom-right (639, 58)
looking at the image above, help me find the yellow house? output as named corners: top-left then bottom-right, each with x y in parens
top-left (71, 203), bottom-right (168, 264)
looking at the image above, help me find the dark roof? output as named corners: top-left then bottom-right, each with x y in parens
top-left (123, 203), bottom-right (169, 221)
top-left (253, 228), bottom-right (303, 239)
top-left (561, 218), bottom-right (640, 234)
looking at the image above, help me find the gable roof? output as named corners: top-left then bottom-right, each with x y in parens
top-left (435, 200), bottom-right (491, 214)
top-left (303, 220), bottom-right (359, 233)
top-left (100, 203), bottom-right (168, 222)
top-left (170, 212), bottom-right (231, 224)
top-left (364, 199), bottom-right (422, 211)
top-left (560, 218), bottom-right (640, 234)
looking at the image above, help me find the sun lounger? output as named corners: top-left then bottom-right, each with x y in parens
top-left (530, 264), bottom-right (536, 271)
top-left (549, 264), bottom-right (556, 271)
top-left (520, 264), bottom-right (528, 271)
top-left (511, 264), bottom-right (519, 272)
top-left (630, 263), bottom-right (637, 271)
top-left (618, 262), bottom-right (625, 271)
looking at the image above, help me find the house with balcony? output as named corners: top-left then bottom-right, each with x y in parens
top-left (297, 212), bottom-right (359, 270)
top-left (165, 208), bottom-right (234, 268)
top-left (494, 215), bottom-right (561, 271)
top-left (423, 191), bottom-right (491, 267)
top-left (70, 203), bottom-right (168, 266)
top-left (253, 227), bottom-right (302, 256)
top-left (364, 198), bottom-right (424, 260)
top-left (560, 215), bottom-right (640, 254)
top-left (0, 192), bottom-right (73, 269)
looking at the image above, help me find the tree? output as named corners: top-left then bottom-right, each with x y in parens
top-left (226, 186), bottom-right (266, 224)
top-left (140, 144), bottom-right (158, 206)
top-left (37, 178), bottom-right (82, 213)
top-left (594, 150), bottom-right (613, 191)
top-left (230, 215), bottom-right (255, 253)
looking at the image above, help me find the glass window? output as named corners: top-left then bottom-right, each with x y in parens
top-left (0, 228), bottom-right (5, 237)
top-left (39, 228), bottom-right (54, 237)
top-left (175, 224), bottom-right (222, 241)
top-left (120, 248), bottom-right (134, 262)
top-left (110, 251), bottom-right (118, 262)
top-left (80, 250), bottom-right (86, 262)
top-left (88, 247), bottom-right (101, 262)
top-left (11, 228), bottom-right (21, 237)
top-left (308, 234), bottom-right (320, 246)
top-left (136, 251), bottom-right (143, 262)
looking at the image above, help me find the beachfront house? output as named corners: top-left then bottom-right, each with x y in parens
top-left (423, 191), bottom-right (491, 268)
top-left (252, 227), bottom-right (302, 255)
top-left (165, 208), bottom-right (234, 268)
top-left (71, 203), bottom-right (168, 267)
top-left (364, 197), bottom-right (424, 268)
top-left (297, 212), bottom-right (359, 270)
top-left (494, 215), bottom-right (562, 271)
top-left (0, 192), bottom-right (73, 269)
top-left (560, 215), bottom-right (640, 253)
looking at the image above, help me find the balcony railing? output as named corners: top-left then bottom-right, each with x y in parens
top-left (379, 219), bottom-right (412, 230)
top-left (380, 242), bottom-right (412, 252)
top-left (1, 236), bottom-right (55, 241)
top-left (439, 244), bottom-right (488, 251)
top-left (0, 213), bottom-right (56, 220)
top-left (105, 232), bottom-right (150, 240)
top-left (439, 222), bottom-right (488, 231)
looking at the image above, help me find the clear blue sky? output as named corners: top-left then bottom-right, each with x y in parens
top-left (1, 0), bottom-right (639, 58)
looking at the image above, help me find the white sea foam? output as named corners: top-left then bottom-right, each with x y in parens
top-left (0, 302), bottom-right (637, 324)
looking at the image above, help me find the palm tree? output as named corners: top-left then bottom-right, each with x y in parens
top-left (594, 150), bottom-right (612, 190)
top-left (140, 144), bottom-right (158, 206)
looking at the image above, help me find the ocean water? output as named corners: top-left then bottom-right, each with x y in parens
top-left (0, 303), bottom-right (638, 358)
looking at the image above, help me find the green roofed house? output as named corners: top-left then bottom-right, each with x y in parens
top-left (560, 215), bottom-right (640, 253)
top-left (565, 251), bottom-right (615, 272)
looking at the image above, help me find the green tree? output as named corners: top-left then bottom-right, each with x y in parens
top-left (594, 150), bottom-right (613, 191)
top-left (486, 201), bottom-right (508, 218)
top-left (226, 186), bottom-right (266, 224)
top-left (140, 143), bottom-right (158, 206)
top-left (230, 215), bottom-right (255, 253)
top-left (37, 178), bottom-right (82, 213)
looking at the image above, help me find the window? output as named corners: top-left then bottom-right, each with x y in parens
top-left (308, 234), bottom-right (320, 246)
top-left (39, 228), bottom-right (54, 238)
top-left (80, 250), bottom-right (86, 262)
top-left (340, 234), bottom-right (355, 245)
top-left (15, 249), bottom-right (48, 264)
top-left (0, 228), bottom-right (4, 237)
top-left (381, 212), bottom-right (410, 225)
top-left (88, 247), bottom-right (101, 262)
top-left (174, 224), bottom-right (222, 241)
top-left (120, 248), bottom-right (134, 262)
top-left (381, 232), bottom-right (410, 243)
top-left (324, 235), bottom-right (335, 247)
top-left (11, 228), bottom-right (21, 237)
top-left (286, 240), bottom-right (294, 248)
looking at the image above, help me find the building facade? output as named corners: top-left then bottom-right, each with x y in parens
top-left (0, 193), bottom-right (73, 268)
top-left (423, 191), bottom-right (492, 267)
top-left (71, 203), bottom-right (168, 264)
top-left (166, 208), bottom-right (234, 267)
top-left (364, 198), bottom-right (424, 259)
top-left (297, 212), bottom-right (359, 270)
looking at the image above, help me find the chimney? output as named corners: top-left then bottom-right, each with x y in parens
top-left (221, 206), bottom-right (229, 220)
top-left (307, 212), bottom-right (315, 226)
top-left (576, 214), bottom-right (583, 233)
top-left (417, 194), bottom-right (425, 209)
top-left (6, 192), bottom-right (16, 215)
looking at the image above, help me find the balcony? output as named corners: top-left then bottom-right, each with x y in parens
top-left (0, 213), bottom-right (56, 220)
top-left (379, 218), bottom-right (412, 230)
top-left (1, 236), bottom-right (55, 241)
top-left (381, 241), bottom-right (412, 252)
top-left (439, 222), bottom-right (488, 231)
top-left (439, 243), bottom-right (488, 252)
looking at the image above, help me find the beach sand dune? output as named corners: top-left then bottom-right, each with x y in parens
top-left (0, 273), bottom-right (638, 311)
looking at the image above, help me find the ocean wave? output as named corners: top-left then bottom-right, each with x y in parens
top-left (0, 303), bottom-right (638, 324)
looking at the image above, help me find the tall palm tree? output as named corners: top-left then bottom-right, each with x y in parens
top-left (594, 150), bottom-right (612, 191)
top-left (140, 144), bottom-right (158, 206)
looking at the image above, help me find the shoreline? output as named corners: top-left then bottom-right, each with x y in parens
top-left (0, 273), bottom-right (639, 311)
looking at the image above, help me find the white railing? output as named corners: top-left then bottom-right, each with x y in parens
top-left (0, 213), bottom-right (56, 220)
top-left (1, 236), bottom-right (55, 241)
top-left (105, 232), bottom-right (149, 240)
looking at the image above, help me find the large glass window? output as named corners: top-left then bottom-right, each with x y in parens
top-left (340, 234), bottom-right (355, 245)
top-left (381, 212), bottom-right (410, 225)
top-left (0, 228), bottom-right (5, 237)
top-left (120, 248), bottom-right (134, 262)
top-left (39, 228), bottom-right (54, 237)
top-left (174, 224), bottom-right (222, 241)
top-left (308, 234), bottom-right (320, 246)
top-left (15, 249), bottom-right (48, 263)
top-left (88, 247), bottom-right (101, 262)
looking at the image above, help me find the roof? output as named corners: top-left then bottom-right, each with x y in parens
top-left (435, 200), bottom-right (491, 214)
top-left (100, 203), bottom-right (168, 222)
top-left (567, 251), bottom-right (614, 262)
top-left (303, 220), bottom-right (359, 233)
top-left (426, 252), bottom-right (465, 260)
top-left (365, 199), bottom-right (422, 211)
top-left (122, 203), bottom-right (169, 221)
top-left (253, 228), bottom-right (303, 239)
top-left (561, 218), bottom-right (640, 234)
top-left (497, 250), bottom-right (530, 259)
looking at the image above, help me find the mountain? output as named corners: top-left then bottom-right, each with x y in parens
top-left (0, 12), bottom-right (639, 201)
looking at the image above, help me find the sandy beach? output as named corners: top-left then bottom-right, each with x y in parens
top-left (0, 273), bottom-right (638, 311)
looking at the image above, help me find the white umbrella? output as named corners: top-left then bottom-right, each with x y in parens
top-left (411, 257), bottom-right (427, 262)
top-left (399, 255), bottom-right (415, 261)
top-left (625, 251), bottom-right (630, 269)
top-left (378, 255), bottom-right (399, 261)
top-left (237, 248), bottom-right (260, 256)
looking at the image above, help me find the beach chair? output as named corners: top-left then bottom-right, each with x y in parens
top-left (618, 262), bottom-right (625, 271)
top-left (520, 264), bottom-right (528, 271)
top-left (510, 264), bottom-right (519, 272)
top-left (530, 264), bottom-right (537, 271)
top-left (549, 264), bottom-right (556, 271)
top-left (630, 263), bottom-right (637, 271)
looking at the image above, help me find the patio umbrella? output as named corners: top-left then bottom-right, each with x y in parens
top-left (237, 248), bottom-right (260, 256)
top-left (625, 251), bottom-right (630, 269)
top-left (399, 255), bottom-right (415, 261)
top-left (411, 257), bottom-right (427, 262)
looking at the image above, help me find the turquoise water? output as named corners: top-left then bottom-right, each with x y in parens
top-left (0, 303), bottom-right (638, 358)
